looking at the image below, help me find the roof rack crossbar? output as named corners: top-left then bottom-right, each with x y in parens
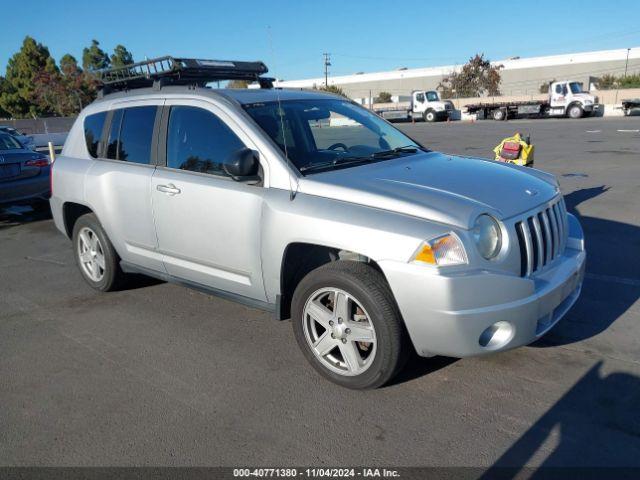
top-left (95, 56), bottom-right (273, 93)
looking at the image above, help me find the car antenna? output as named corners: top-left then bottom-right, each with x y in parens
top-left (268, 26), bottom-right (299, 201)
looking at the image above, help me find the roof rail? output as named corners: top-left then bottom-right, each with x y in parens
top-left (95, 56), bottom-right (273, 94)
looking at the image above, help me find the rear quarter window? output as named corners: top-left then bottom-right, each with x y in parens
top-left (84, 112), bottom-right (107, 158)
top-left (106, 106), bottom-right (157, 164)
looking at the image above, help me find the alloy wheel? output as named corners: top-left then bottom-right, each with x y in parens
top-left (77, 227), bottom-right (106, 282)
top-left (302, 287), bottom-right (377, 376)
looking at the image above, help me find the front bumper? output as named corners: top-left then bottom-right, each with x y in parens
top-left (379, 222), bottom-right (586, 358)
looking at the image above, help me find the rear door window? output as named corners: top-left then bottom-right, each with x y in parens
top-left (106, 106), bottom-right (157, 164)
top-left (165, 106), bottom-right (245, 176)
top-left (84, 111), bottom-right (107, 158)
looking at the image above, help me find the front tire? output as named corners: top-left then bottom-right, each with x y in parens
top-left (291, 261), bottom-right (409, 389)
top-left (423, 110), bottom-right (437, 122)
top-left (567, 104), bottom-right (583, 119)
top-left (72, 213), bottom-right (127, 292)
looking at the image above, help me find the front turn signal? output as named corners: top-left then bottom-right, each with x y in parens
top-left (411, 234), bottom-right (468, 266)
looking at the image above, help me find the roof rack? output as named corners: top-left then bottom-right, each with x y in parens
top-left (95, 56), bottom-right (273, 94)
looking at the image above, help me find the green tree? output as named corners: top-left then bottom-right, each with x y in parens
top-left (0, 36), bottom-right (58, 118)
top-left (60, 54), bottom-right (81, 75)
top-left (376, 91), bottom-right (392, 102)
top-left (82, 39), bottom-right (110, 71)
top-left (438, 54), bottom-right (503, 98)
top-left (618, 74), bottom-right (640, 89)
top-left (226, 79), bottom-right (250, 88)
top-left (596, 74), bottom-right (617, 90)
top-left (315, 84), bottom-right (348, 97)
top-left (0, 76), bottom-right (10, 117)
top-left (110, 45), bottom-right (134, 68)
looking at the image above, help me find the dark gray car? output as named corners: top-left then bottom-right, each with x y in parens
top-left (0, 133), bottom-right (51, 207)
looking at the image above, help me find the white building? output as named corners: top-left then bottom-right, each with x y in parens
top-left (276, 47), bottom-right (640, 100)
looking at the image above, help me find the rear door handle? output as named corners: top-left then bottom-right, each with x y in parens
top-left (156, 183), bottom-right (181, 195)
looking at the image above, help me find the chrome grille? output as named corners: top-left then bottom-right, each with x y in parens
top-left (515, 198), bottom-right (568, 277)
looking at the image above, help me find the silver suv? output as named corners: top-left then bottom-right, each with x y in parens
top-left (50, 58), bottom-right (585, 389)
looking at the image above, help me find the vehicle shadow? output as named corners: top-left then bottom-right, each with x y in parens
top-left (532, 185), bottom-right (640, 347)
top-left (387, 352), bottom-right (457, 387)
top-left (479, 362), bottom-right (640, 477)
top-left (0, 203), bottom-right (52, 230)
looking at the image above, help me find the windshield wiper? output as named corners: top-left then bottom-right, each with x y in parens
top-left (299, 146), bottom-right (422, 173)
top-left (370, 145), bottom-right (419, 159)
top-left (299, 156), bottom-right (372, 173)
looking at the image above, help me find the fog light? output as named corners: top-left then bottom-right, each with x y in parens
top-left (479, 321), bottom-right (514, 349)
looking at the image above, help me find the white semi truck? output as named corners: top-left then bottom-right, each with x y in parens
top-left (373, 90), bottom-right (455, 122)
top-left (465, 80), bottom-right (599, 120)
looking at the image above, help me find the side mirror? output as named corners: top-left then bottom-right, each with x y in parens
top-left (223, 147), bottom-right (261, 183)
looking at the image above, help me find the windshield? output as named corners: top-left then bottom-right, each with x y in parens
top-left (426, 91), bottom-right (439, 102)
top-left (569, 82), bottom-right (584, 94)
top-left (243, 98), bottom-right (422, 174)
top-left (0, 134), bottom-right (23, 150)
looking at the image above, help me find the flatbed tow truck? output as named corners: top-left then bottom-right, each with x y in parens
top-left (465, 80), bottom-right (598, 120)
top-left (373, 90), bottom-right (454, 122)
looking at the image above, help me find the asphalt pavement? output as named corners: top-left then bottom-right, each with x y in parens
top-left (1, 116), bottom-right (639, 470)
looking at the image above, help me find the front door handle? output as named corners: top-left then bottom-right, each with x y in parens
top-left (156, 183), bottom-right (181, 195)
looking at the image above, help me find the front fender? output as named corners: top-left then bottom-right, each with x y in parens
top-left (260, 188), bottom-right (453, 303)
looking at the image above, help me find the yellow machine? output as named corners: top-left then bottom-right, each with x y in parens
top-left (493, 132), bottom-right (534, 167)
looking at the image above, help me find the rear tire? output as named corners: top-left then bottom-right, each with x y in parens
top-left (492, 108), bottom-right (507, 121)
top-left (291, 260), bottom-right (409, 389)
top-left (72, 213), bottom-right (127, 292)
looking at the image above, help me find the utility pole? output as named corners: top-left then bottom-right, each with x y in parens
top-left (323, 53), bottom-right (331, 87)
top-left (624, 47), bottom-right (631, 78)
top-left (615, 48), bottom-right (631, 105)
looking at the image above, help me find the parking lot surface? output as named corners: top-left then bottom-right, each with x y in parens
top-left (1, 117), bottom-right (639, 469)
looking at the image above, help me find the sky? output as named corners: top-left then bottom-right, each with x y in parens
top-left (2, 0), bottom-right (640, 81)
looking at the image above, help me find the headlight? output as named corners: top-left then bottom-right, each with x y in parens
top-left (473, 214), bottom-right (502, 260)
top-left (434, 105), bottom-right (445, 111)
top-left (411, 233), bottom-right (468, 266)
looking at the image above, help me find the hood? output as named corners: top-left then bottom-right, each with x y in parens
top-left (298, 151), bottom-right (559, 229)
